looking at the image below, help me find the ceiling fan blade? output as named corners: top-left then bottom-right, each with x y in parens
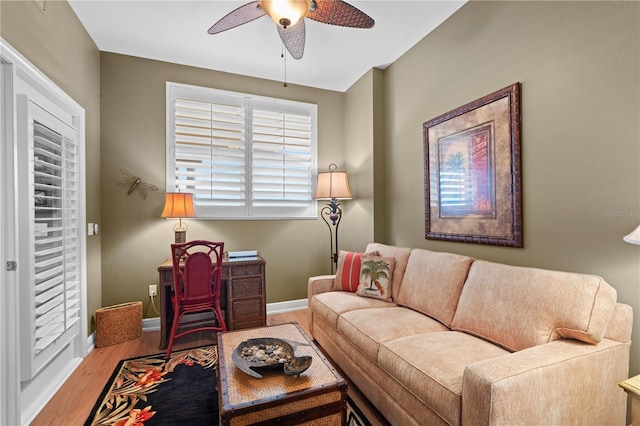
top-left (306, 0), bottom-right (374, 29)
top-left (278, 20), bottom-right (306, 60)
top-left (208, 1), bottom-right (266, 35)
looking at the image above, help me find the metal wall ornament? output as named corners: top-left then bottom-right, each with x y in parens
top-left (423, 83), bottom-right (522, 247)
top-left (117, 169), bottom-right (159, 199)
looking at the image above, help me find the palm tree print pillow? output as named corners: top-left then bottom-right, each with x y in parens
top-left (356, 255), bottom-right (395, 301)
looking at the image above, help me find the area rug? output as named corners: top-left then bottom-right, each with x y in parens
top-left (346, 395), bottom-right (372, 426)
top-left (85, 346), bottom-right (218, 425)
top-left (86, 345), bottom-right (372, 426)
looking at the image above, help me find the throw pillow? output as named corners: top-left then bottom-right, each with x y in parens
top-left (356, 254), bottom-right (395, 301)
top-left (334, 250), bottom-right (379, 292)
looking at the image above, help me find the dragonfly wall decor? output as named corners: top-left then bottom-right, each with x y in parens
top-left (117, 169), bottom-right (159, 199)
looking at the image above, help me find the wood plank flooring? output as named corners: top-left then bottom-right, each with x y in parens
top-left (31, 309), bottom-right (387, 425)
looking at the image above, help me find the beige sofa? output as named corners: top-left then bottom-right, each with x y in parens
top-left (308, 243), bottom-right (632, 425)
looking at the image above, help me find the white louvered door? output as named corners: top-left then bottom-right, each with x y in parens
top-left (17, 95), bottom-right (81, 381)
top-left (3, 38), bottom-right (86, 425)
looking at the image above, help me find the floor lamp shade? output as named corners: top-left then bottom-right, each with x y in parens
top-left (314, 166), bottom-right (352, 200)
top-left (161, 192), bottom-right (196, 243)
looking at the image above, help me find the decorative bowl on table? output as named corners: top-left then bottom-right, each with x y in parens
top-left (232, 337), bottom-right (312, 379)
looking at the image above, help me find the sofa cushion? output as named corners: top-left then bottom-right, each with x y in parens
top-left (310, 291), bottom-right (396, 330)
top-left (337, 307), bottom-right (449, 361)
top-left (395, 249), bottom-right (474, 327)
top-left (451, 260), bottom-right (618, 352)
top-left (356, 254), bottom-right (395, 301)
top-left (364, 244), bottom-right (412, 301)
top-left (379, 331), bottom-right (509, 426)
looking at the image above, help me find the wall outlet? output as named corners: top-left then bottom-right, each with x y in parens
top-left (149, 284), bottom-right (157, 297)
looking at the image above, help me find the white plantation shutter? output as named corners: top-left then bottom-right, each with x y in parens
top-left (19, 98), bottom-right (82, 380)
top-left (167, 83), bottom-right (317, 219)
top-left (173, 97), bottom-right (247, 216)
top-left (252, 102), bottom-right (314, 217)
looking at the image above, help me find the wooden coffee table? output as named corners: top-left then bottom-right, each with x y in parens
top-left (217, 322), bottom-right (347, 425)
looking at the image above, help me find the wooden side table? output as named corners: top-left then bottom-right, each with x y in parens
top-left (157, 256), bottom-right (266, 349)
top-left (619, 375), bottom-right (640, 425)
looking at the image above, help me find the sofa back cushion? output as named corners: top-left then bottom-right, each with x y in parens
top-left (365, 243), bottom-right (412, 301)
top-left (451, 260), bottom-right (617, 352)
top-left (395, 249), bottom-right (474, 327)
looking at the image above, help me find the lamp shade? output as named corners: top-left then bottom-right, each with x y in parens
top-left (259, 0), bottom-right (310, 28)
top-left (624, 225), bottom-right (640, 245)
top-left (314, 164), bottom-right (352, 200)
top-left (160, 192), bottom-right (196, 218)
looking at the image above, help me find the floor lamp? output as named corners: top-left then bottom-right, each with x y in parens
top-left (315, 164), bottom-right (352, 274)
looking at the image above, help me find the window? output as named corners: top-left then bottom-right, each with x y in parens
top-left (166, 82), bottom-right (318, 219)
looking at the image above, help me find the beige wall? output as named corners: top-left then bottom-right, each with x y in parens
top-left (100, 53), bottom-right (345, 309)
top-left (382, 1), bottom-right (640, 373)
top-left (343, 68), bottom-right (387, 249)
top-left (342, 69), bottom-right (375, 250)
top-left (0, 1), bottom-right (102, 334)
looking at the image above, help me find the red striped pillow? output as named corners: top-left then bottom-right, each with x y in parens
top-left (333, 250), bottom-right (379, 292)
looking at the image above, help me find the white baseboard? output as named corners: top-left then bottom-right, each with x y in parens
top-left (266, 298), bottom-right (308, 314)
top-left (87, 332), bottom-right (95, 354)
top-left (139, 298), bottom-right (308, 331)
top-left (143, 317), bottom-right (161, 331)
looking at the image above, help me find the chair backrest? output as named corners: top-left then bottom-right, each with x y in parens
top-left (170, 240), bottom-right (224, 303)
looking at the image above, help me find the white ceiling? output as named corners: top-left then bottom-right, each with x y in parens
top-left (69, 0), bottom-right (466, 92)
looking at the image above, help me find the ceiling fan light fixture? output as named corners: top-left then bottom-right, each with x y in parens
top-left (259, 0), bottom-right (310, 28)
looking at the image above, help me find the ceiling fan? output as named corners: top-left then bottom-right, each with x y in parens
top-left (208, 0), bottom-right (375, 60)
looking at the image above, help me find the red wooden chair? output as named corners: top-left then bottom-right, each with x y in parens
top-left (166, 240), bottom-right (226, 358)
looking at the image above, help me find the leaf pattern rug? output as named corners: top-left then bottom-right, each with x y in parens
top-left (85, 346), bottom-right (218, 426)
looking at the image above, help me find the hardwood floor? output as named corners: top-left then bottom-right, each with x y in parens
top-left (30, 310), bottom-right (310, 425)
top-left (31, 309), bottom-right (387, 426)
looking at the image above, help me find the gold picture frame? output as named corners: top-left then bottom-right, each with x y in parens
top-left (423, 83), bottom-right (522, 247)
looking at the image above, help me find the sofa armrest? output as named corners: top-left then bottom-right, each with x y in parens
top-left (462, 338), bottom-right (630, 425)
top-left (308, 275), bottom-right (336, 298)
top-left (307, 275), bottom-right (335, 339)
top-left (605, 302), bottom-right (633, 343)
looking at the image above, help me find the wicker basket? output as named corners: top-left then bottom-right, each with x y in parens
top-left (95, 301), bottom-right (143, 347)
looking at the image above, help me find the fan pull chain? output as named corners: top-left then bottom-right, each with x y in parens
top-left (281, 43), bottom-right (288, 88)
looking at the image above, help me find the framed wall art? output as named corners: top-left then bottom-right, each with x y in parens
top-left (423, 82), bottom-right (522, 247)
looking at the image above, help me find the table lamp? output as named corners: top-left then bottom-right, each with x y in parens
top-left (161, 192), bottom-right (196, 243)
top-left (315, 163), bottom-right (352, 273)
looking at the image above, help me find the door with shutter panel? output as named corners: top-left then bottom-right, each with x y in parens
top-left (16, 96), bottom-right (82, 381)
top-left (2, 39), bottom-right (87, 424)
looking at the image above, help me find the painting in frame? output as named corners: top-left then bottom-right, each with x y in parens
top-left (423, 82), bottom-right (522, 247)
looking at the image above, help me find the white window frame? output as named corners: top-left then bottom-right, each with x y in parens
top-left (166, 82), bottom-right (318, 220)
